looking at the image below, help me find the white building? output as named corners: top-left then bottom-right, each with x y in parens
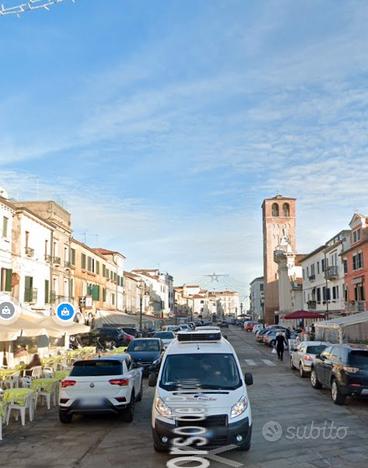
top-left (0, 194), bottom-right (15, 295)
top-left (301, 230), bottom-right (351, 317)
top-left (12, 206), bottom-right (53, 312)
top-left (249, 277), bottom-right (264, 319)
top-left (132, 269), bottom-right (174, 318)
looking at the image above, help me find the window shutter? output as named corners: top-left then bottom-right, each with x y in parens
top-left (5, 269), bottom-right (12, 292)
top-left (45, 280), bottom-right (49, 304)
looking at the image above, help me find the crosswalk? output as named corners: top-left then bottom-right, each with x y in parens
top-left (244, 358), bottom-right (277, 367)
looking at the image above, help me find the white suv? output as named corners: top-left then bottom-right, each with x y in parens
top-left (149, 329), bottom-right (253, 452)
top-left (59, 355), bottom-right (143, 423)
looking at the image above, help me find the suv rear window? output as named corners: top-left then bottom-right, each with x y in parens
top-left (306, 345), bottom-right (327, 354)
top-left (348, 351), bottom-right (368, 368)
top-left (70, 360), bottom-right (123, 376)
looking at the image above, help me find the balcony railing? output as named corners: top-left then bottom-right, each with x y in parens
top-left (64, 261), bottom-right (73, 269)
top-left (308, 274), bottom-right (316, 281)
top-left (325, 265), bottom-right (339, 280)
top-left (345, 301), bottom-right (366, 313)
top-left (24, 288), bottom-right (37, 303)
top-left (53, 256), bottom-right (61, 266)
top-left (25, 247), bottom-right (34, 257)
top-left (45, 254), bottom-right (52, 263)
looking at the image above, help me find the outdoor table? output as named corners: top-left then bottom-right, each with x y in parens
top-left (54, 370), bottom-right (70, 381)
top-left (31, 378), bottom-right (58, 393)
top-left (3, 388), bottom-right (34, 406)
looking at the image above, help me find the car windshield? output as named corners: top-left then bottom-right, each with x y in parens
top-left (306, 345), bottom-right (327, 354)
top-left (154, 332), bottom-right (174, 339)
top-left (70, 360), bottom-right (123, 376)
top-left (160, 353), bottom-right (242, 391)
top-left (348, 351), bottom-right (368, 368)
top-left (128, 340), bottom-right (160, 352)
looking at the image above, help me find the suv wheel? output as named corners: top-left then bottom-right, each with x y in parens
top-left (122, 392), bottom-right (135, 422)
top-left (310, 369), bottom-right (322, 389)
top-left (331, 379), bottom-right (346, 405)
top-left (59, 411), bottom-right (72, 424)
top-left (299, 363), bottom-right (306, 378)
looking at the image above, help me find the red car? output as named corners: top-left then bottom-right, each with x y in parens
top-left (244, 321), bottom-right (258, 332)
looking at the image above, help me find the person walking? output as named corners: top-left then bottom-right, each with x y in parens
top-left (275, 332), bottom-right (288, 361)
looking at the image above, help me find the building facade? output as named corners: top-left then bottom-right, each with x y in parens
top-left (262, 195), bottom-right (296, 324)
top-left (302, 230), bottom-right (351, 317)
top-left (123, 271), bottom-right (141, 315)
top-left (249, 277), bottom-right (264, 319)
top-left (342, 214), bottom-right (368, 313)
top-left (0, 195), bottom-right (15, 296)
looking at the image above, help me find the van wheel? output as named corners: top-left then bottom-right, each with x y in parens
top-left (331, 379), bottom-right (346, 405)
top-left (310, 369), bottom-right (322, 389)
top-left (122, 393), bottom-right (135, 422)
top-left (59, 411), bottom-right (72, 424)
top-left (136, 381), bottom-right (143, 402)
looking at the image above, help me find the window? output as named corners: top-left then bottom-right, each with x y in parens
top-left (343, 259), bottom-right (348, 274)
top-left (260, 283), bottom-right (264, 291)
top-left (272, 203), bottom-right (279, 217)
top-left (24, 276), bottom-right (33, 302)
top-left (352, 252), bottom-right (363, 270)
top-left (96, 261), bottom-right (100, 275)
top-left (322, 287), bottom-right (330, 302)
top-left (353, 229), bottom-right (361, 243)
top-left (71, 248), bottom-right (76, 266)
top-left (45, 279), bottom-right (49, 304)
top-left (354, 284), bottom-right (365, 301)
top-left (310, 264), bottom-right (315, 277)
top-left (112, 293), bottom-right (115, 306)
top-left (1, 268), bottom-right (12, 292)
top-left (316, 288), bottom-right (321, 303)
top-left (25, 231), bottom-right (30, 249)
top-left (103, 288), bottom-right (107, 302)
top-left (317, 262), bottom-right (320, 274)
top-left (321, 258), bottom-right (325, 272)
top-left (81, 254), bottom-right (86, 270)
top-left (332, 286), bottom-right (339, 300)
top-left (344, 286), bottom-right (348, 302)
top-left (2, 216), bottom-right (8, 238)
top-left (283, 203), bottom-right (290, 217)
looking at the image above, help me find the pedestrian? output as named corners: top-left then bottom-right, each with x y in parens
top-left (275, 332), bottom-right (288, 361)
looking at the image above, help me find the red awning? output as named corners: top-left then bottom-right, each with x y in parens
top-left (283, 310), bottom-right (325, 320)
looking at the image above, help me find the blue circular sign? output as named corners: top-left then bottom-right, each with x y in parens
top-left (56, 302), bottom-right (75, 322)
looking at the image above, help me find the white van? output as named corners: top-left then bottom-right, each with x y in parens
top-left (149, 329), bottom-right (253, 452)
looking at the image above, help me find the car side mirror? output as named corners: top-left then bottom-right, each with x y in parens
top-left (148, 372), bottom-right (158, 387)
top-left (244, 372), bottom-right (253, 386)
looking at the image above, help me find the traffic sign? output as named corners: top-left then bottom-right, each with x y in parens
top-left (56, 302), bottom-right (76, 323)
top-left (0, 300), bottom-right (16, 321)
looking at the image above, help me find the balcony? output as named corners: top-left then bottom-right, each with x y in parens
top-left (45, 254), bottom-right (52, 263)
top-left (53, 256), bottom-right (61, 266)
top-left (307, 300), bottom-right (317, 310)
top-left (345, 301), bottom-right (366, 313)
top-left (325, 265), bottom-right (339, 280)
top-left (24, 288), bottom-right (38, 304)
top-left (308, 274), bottom-right (316, 281)
top-left (64, 261), bottom-right (74, 269)
top-left (25, 247), bottom-right (34, 257)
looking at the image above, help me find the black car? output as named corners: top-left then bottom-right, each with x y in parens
top-left (127, 338), bottom-right (164, 376)
top-left (311, 344), bottom-right (368, 404)
top-left (218, 321), bottom-right (229, 328)
top-left (71, 328), bottom-right (131, 350)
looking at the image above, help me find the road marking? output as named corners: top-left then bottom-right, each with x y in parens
top-left (244, 359), bottom-right (256, 366)
top-left (262, 359), bottom-right (276, 367)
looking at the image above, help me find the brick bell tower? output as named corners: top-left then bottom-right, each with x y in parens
top-left (262, 195), bottom-right (296, 324)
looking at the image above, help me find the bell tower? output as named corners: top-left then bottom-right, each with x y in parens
top-left (262, 195), bottom-right (296, 324)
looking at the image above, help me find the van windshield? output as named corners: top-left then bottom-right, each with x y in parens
top-left (160, 353), bottom-right (242, 391)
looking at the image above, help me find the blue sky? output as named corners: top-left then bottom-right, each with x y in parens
top-left (1, 0), bottom-right (368, 299)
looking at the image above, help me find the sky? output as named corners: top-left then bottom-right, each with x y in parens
top-left (1, 0), bottom-right (368, 299)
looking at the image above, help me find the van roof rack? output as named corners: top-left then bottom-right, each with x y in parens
top-left (177, 330), bottom-right (222, 342)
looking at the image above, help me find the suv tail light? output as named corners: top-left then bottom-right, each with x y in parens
top-left (61, 379), bottom-right (77, 388)
top-left (109, 378), bottom-right (129, 386)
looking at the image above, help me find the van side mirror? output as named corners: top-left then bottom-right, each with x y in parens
top-left (244, 373), bottom-right (253, 386)
top-left (148, 373), bottom-right (158, 387)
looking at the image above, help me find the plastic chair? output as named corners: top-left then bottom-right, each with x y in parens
top-left (3, 371), bottom-right (20, 389)
top-left (6, 393), bottom-right (34, 426)
top-left (35, 382), bottom-right (58, 410)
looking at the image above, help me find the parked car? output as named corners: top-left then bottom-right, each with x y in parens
top-left (59, 354), bottom-right (143, 423)
top-left (218, 321), bottom-right (229, 328)
top-left (153, 331), bottom-right (175, 349)
top-left (252, 324), bottom-right (264, 334)
top-left (256, 328), bottom-right (270, 342)
top-left (290, 341), bottom-right (329, 377)
top-left (71, 328), bottom-right (133, 350)
top-left (310, 344), bottom-right (368, 404)
top-left (264, 329), bottom-right (297, 347)
top-left (162, 325), bottom-right (180, 333)
top-left (244, 321), bottom-right (258, 332)
top-left (121, 327), bottom-right (139, 338)
top-left (127, 338), bottom-right (165, 376)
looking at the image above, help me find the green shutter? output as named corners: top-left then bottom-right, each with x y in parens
top-left (92, 285), bottom-right (100, 301)
top-left (24, 276), bottom-right (33, 302)
top-left (45, 279), bottom-right (49, 303)
top-left (103, 288), bottom-right (106, 302)
top-left (5, 269), bottom-right (12, 292)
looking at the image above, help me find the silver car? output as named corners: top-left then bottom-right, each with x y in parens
top-left (290, 341), bottom-right (329, 378)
